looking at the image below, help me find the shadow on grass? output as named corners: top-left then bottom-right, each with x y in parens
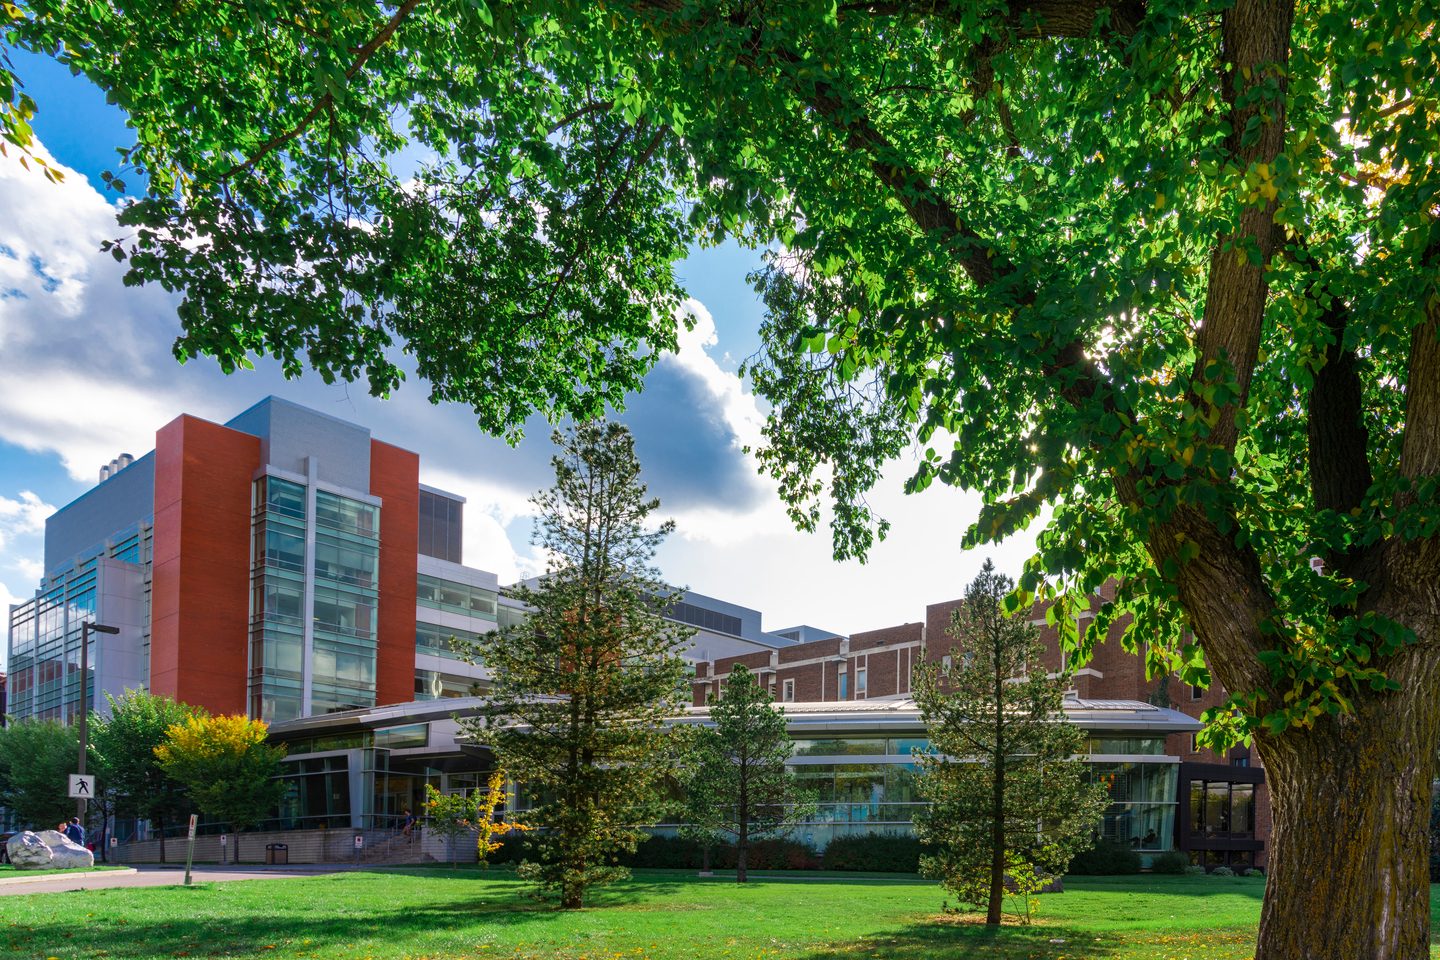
top-left (0, 874), bottom-right (692, 959)
top-left (1064, 875), bottom-right (1268, 902)
top-left (792, 918), bottom-right (1123, 960)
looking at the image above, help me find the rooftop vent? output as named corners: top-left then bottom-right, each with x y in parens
top-left (99, 452), bottom-right (136, 484)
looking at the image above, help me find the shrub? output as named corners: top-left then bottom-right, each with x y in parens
top-left (1211, 865), bottom-right (1235, 876)
top-left (622, 835), bottom-right (704, 869)
top-left (822, 833), bottom-right (922, 873)
top-left (1183, 864), bottom-right (1206, 876)
top-left (1066, 838), bottom-right (1141, 875)
top-left (1149, 850), bottom-right (1190, 874)
top-left (713, 838), bottom-right (821, 871)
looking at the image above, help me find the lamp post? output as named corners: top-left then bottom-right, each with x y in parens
top-left (77, 620), bottom-right (120, 821)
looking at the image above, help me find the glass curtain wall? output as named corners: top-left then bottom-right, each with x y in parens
top-left (250, 477), bottom-right (382, 721)
top-left (251, 477), bottom-right (308, 722)
top-left (311, 490), bottom-right (380, 714)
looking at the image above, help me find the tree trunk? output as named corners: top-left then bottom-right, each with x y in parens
top-left (987, 762), bottom-right (1005, 925)
top-left (1252, 646), bottom-right (1440, 959)
top-left (158, 816), bottom-right (166, 864)
top-left (737, 817), bottom-right (749, 884)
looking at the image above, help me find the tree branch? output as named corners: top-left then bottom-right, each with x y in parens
top-left (217, 0), bottom-right (423, 182)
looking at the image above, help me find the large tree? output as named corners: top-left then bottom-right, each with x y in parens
top-left (466, 421), bottom-right (692, 908)
top-left (683, 664), bottom-right (815, 883)
top-left (6, 2), bottom-right (1439, 954)
top-left (89, 690), bottom-right (201, 863)
top-left (0, 719), bottom-right (78, 830)
top-left (912, 560), bottom-right (1110, 925)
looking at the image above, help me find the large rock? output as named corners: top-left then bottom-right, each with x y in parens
top-left (36, 830), bottom-right (95, 869)
top-left (6, 832), bottom-right (54, 869)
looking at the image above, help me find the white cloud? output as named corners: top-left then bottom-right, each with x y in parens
top-left (0, 490), bottom-right (53, 551)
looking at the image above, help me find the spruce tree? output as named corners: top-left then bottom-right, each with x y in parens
top-left (467, 421), bottom-right (692, 908)
top-left (683, 664), bottom-right (814, 882)
top-left (912, 560), bottom-right (1109, 925)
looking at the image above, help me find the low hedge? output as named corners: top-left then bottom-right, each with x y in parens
top-left (1149, 849), bottom-right (1191, 874)
top-left (821, 832), bottom-right (922, 873)
top-left (1066, 838), bottom-right (1142, 875)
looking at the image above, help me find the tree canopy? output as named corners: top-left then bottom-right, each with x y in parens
top-left (6, 2), bottom-right (1440, 955)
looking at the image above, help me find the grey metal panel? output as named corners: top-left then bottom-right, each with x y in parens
top-left (44, 452), bottom-right (156, 575)
top-left (226, 396), bottom-right (374, 491)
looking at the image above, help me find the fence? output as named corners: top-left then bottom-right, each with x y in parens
top-left (112, 823), bottom-right (487, 865)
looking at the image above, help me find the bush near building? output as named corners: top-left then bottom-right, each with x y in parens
top-left (1151, 850), bottom-right (1192, 875)
top-left (821, 833), bottom-right (923, 873)
top-left (1066, 839), bottom-right (1143, 876)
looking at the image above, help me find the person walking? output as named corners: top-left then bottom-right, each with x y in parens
top-left (64, 817), bottom-right (86, 847)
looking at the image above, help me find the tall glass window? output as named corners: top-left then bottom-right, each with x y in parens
top-left (311, 490), bottom-right (381, 716)
top-left (251, 477), bottom-right (308, 723)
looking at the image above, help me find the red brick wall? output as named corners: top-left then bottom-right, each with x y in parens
top-left (370, 440), bottom-right (419, 707)
top-left (150, 415), bottom-right (261, 715)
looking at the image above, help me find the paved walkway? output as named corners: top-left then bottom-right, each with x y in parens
top-left (0, 864), bottom-right (342, 896)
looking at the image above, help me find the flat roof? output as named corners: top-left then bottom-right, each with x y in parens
top-left (270, 695), bottom-right (1201, 740)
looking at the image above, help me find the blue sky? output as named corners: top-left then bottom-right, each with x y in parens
top-left (0, 52), bottom-right (1039, 670)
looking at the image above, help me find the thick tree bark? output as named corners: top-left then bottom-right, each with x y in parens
top-left (1253, 642), bottom-right (1440, 959)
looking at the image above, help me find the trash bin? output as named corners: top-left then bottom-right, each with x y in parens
top-left (265, 843), bottom-right (288, 865)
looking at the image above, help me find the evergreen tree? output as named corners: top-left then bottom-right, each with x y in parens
top-left (466, 421), bottom-right (692, 908)
top-left (912, 561), bottom-right (1109, 925)
top-left (683, 664), bottom-right (814, 882)
top-left (89, 690), bottom-right (201, 862)
top-left (154, 714), bottom-right (287, 863)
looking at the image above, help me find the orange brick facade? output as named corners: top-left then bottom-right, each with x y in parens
top-left (150, 415), bottom-right (261, 715)
top-left (370, 440), bottom-right (420, 708)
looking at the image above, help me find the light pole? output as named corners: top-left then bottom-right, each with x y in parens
top-left (77, 620), bottom-right (119, 822)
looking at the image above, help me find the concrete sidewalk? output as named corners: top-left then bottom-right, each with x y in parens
top-left (0, 864), bottom-right (342, 896)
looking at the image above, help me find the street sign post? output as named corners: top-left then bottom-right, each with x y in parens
top-left (220, 834), bottom-right (228, 865)
top-left (353, 834), bottom-right (363, 868)
top-left (183, 814), bottom-right (198, 886)
top-left (67, 774), bottom-right (95, 799)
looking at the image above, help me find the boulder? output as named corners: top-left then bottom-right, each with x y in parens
top-left (6, 832), bottom-right (54, 869)
top-left (36, 830), bottom-right (95, 869)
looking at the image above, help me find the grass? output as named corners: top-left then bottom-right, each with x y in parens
top-left (0, 864), bottom-right (126, 878)
top-left (0, 867), bottom-right (1428, 960)
top-left (0, 868), bottom-right (1268, 960)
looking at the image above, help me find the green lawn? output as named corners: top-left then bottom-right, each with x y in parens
top-left (0, 865), bottom-right (126, 878)
top-left (0, 868), bottom-right (1420, 960)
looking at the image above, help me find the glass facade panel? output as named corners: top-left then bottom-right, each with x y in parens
top-left (416, 621), bottom-right (487, 660)
top-left (1090, 761), bottom-right (1179, 851)
top-left (793, 738), bottom-right (887, 757)
top-left (417, 574), bottom-right (498, 619)
top-left (418, 491), bottom-right (464, 563)
top-left (251, 477), bottom-right (381, 721)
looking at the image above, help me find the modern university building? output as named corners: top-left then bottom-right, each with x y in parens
top-left (3, 397), bottom-right (1262, 869)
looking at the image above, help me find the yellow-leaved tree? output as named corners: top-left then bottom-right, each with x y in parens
top-left (154, 714), bottom-right (286, 863)
top-left (422, 770), bottom-right (528, 868)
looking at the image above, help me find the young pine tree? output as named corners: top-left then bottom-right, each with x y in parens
top-left (912, 560), bottom-right (1109, 925)
top-left (467, 421), bottom-right (692, 908)
top-left (682, 664), bottom-right (815, 882)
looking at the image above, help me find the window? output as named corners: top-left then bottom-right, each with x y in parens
top-left (941, 654), bottom-right (953, 671)
top-left (663, 600), bottom-right (743, 637)
top-left (1190, 734), bottom-right (1200, 753)
top-left (856, 667), bottom-right (867, 698)
top-left (1231, 755), bottom-right (1250, 768)
top-left (418, 490), bottom-right (464, 563)
top-left (838, 670), bottom-right (849, 700)
top-left (1190, 684), bottom-right (1204, 701)
top-left (782, 679), bottom-right (795, 703)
